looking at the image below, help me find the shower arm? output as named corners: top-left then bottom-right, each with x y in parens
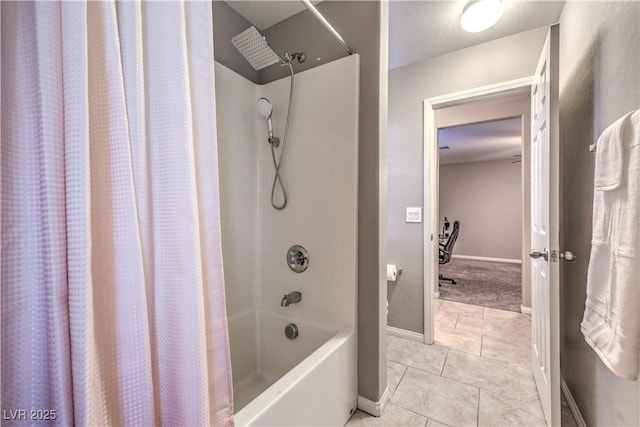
top-left (299, 0), bottom-right (355, 56)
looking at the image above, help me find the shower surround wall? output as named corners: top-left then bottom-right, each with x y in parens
top-left (215, 55), bottom-right (359, 422)
top-left (218, 54), bottom-right (359, 328)
top-left (255, 61), bottom-right (359, 330)
top-left (216, 65), bottom-right (259, 315)
top-left (213, 1), bottom-right (389, 404)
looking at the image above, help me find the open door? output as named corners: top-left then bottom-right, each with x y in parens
top-left (529, 25), bottom-right (560, 426)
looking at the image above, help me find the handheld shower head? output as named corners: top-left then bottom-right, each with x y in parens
top-left (257, 97), bottom-right (278, 146)
top-left (257, 97), bottom-right (272, 119)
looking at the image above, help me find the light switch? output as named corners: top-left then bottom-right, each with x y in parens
top-left (406, 207), bottom-right (422, 223)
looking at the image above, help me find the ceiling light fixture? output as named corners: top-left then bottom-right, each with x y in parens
top-left (460, 0), bottom-right (504, 33)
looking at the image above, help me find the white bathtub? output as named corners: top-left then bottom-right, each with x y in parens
top-left (227, 309), bottom-right (357, 426)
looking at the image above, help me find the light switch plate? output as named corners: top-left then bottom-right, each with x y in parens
top-left (406, 207), bottom-right (422, 223)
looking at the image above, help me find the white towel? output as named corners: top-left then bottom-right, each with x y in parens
top-left (593, 113), bottom-right (629, 190)
top-left (581, 110), bottom-right (640, 380)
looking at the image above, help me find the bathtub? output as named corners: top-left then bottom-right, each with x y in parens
top-left (227, 309), bottom-right (357, 426)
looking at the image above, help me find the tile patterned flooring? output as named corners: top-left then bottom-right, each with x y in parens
top-left (346, 300), bottom-right (548, 427)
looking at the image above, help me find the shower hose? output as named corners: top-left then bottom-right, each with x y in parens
top-left (270, 62), bottom-right (294, 210)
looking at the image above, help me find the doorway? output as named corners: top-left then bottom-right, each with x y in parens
top-left (437, 115), bottom-right (524, 312)
top-left (416, 27), bottom-right (561, 427)
top-left (422, 78), bottom-right (533, 344)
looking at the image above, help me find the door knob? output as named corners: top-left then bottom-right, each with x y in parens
top-left (559, 251), bottom-right (575, 261)
top-left (529, 249), bottom-right (548, 261)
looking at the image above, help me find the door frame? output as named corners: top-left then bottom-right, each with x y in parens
top-left (422, 77), bottom-right (534, 344)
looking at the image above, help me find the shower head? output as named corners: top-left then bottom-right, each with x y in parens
top-left (257, 97), bottom-right (272, 119)
top-left (257, 97), bottom-right (277, 145)
top-left (231, 26), bottom-right (284, 70)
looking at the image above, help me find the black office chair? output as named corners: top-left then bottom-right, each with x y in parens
top-left (439, 220), bottom-right (460, 285)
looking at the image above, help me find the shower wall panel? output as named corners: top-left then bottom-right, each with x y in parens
top-left (257, 55), bottom-right (360, 331)
top-left (215, 63), bottom-right (260, 317)
top-left (216, 55), bottom-right (359, 331)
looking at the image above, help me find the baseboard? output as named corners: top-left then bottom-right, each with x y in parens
top-left (357, 387), bottom-right (391, 417)
top-left (520, 305), bottom-right (531, 314)
top-left (453, 255), bottom-right (522, 264)
top-left (561, 377), bottom-right (587, 427)
top-left (387, 326), bottom-right (424, 343)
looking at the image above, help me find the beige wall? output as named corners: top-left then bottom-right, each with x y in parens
top-left (440, 159), bottom-right (522, 260)
top-left (388, 27), bottom-right (547, 334)
top-left (558, 1), bottom-right (640, 425)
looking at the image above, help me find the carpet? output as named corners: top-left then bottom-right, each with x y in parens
top-left (439, 257), bottom-right (522, 312)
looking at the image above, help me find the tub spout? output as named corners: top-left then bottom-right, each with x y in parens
top-left (281, 291), bottom-right (302, 307)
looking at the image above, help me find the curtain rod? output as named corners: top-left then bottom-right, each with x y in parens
top-left (300, 0), bottom-right (355, 55)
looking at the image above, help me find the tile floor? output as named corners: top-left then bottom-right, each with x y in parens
top-left (346, 300), bottom-right (549, 427)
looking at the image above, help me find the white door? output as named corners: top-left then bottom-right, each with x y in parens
top-left (530, 25), bottom-right (560, 427)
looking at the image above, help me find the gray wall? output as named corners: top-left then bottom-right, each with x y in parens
top-left (440, 159), bottom-right (522, 260)
top-left (213, 1), bottom-right (389, 403)
top-left (558, 1), bottom-right (640, 425)
top-left (262, 1), bottom-right (361, 84)
top-left (212, 1), bottom-right (260, 83)
top-left (388, 27), bottom-right (547, 334)
top-left (212, 0), bottom-right (377, 86)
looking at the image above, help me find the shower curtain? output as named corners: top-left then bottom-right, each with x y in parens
top-left (1, 1), bottom-right (234, 425)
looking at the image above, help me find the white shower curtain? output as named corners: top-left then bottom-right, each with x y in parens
top-left (1, 1), bottom-right (234, 425)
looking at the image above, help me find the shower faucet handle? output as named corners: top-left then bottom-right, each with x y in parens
top-left (288, 251), bottom-right (305, 265)
top-left (269, 136), bottom-right (280, 147)
top-left (287, 245), bottom-right (309, 273)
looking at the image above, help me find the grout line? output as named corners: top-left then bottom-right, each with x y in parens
top-left (403, 361), bottom-right (448, 378)
top-left (397, 405), bottom-right (432, 422)
top-left (453, 314), bottom-right (460, 328)
top-left (440, 350), bottom-right (526, 394)
top-left (432, 343), bottom-right (449, 352)
top-left (476, 386), bottom-right (538, 407)
top-left (385, 389), bottom-right (434, 422)
top-left (439, 356), bottom-right (481, 389)
top-left (440, 348), bottom-right (450, 376)
top-left (476, 387), bottom-right (481, 427)
top-left (392, 363), bottom-right (409, 394)
top-left (428, 416), bottom-right (453, 427)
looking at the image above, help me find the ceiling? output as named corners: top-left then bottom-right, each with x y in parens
top-left (226, 1), bottom-right (321, 31)
top-left (225, 0), bottom-right (564, 70)
top-left (389, 0), bottom-right (564, 69)
top-left (438, 117), bottom-right (522, 165)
